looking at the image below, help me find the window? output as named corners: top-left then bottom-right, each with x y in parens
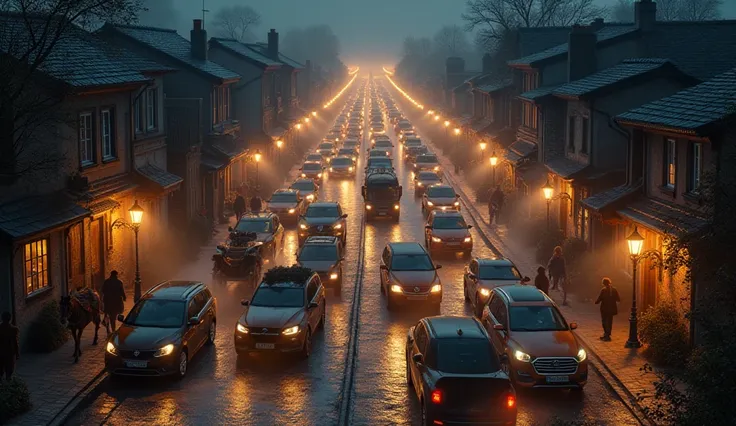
top-left (134, 97), bottom-right (144, 133)
top-left (522, 102), bottom-right (537, 129)
top-left (101, 108), bottom-right (115, 160)
top-left (223, 86), bottom-right (230, 120)
top-left (24, 239), bottom-right (49, 295)
top-left (665, 138), bottom-right (676, 188)
top-left (79, 112), bottom-right (95, 166)
top-left (307, 280), bottom-right (318, 302)
top-left (146, 88), bottom-right (157, 130)
top-left (414, 323), bottom-right (428, 354)
top-left (568, 116), bottom-right (576, 151)
top-left (489, 297), bottom-right (508, 328)
top-left (212, 88), bottom-right (218, 124)
top-left (690, 142), bottom-right (702, 192)
top-left (581, 117), bottom-right (589, 154)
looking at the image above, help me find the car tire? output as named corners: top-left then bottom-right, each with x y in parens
top-left (318, 306), bottom-right (326, 330)
top-left (177, 350), bottom-right (188, 379)
top-left (463, 280), bottom-right (470, 301)
top-left (206, 321), bottom-right (216, 345)
top-left (405, 354), bottom-right (413, 386)
top-left (301, 328), bottom-right (312, 358)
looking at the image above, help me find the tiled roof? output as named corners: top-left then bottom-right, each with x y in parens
top-left (247, 43), bottom-right (304, 69)
top-left (0, 192), bottom-right (90, 239)
top-left (616, 68), bottom-right (736, 134)
top-left (82, 174), bottom-right (137, 201)
top-left (545, 156), bottom-right (587, 179)
top-left (201, 154), bottom-right (227, 171)
top-left (517, 26), bottom-right (575, 57)
top-left (617, 197), bottom-right (707, 234)
top-left (581, 185), bottom-right (640, 212)
top-left (505, 140), bottom-right (537, 164)
top-left (519, 85), bottom-right (560, 102)
top-left (106, 24), bottom-right (240, 81)
top-left (553, 59), bottom-right (675, 99)
top-left (209, 38), bottom-right (282, 68)
top-left (509, 25), bottom-right (637, 67)
top-left (137, 164), bottom-right (183, 189)
top-left (87, 199), bottom-right (120, 215)
top-left (477, 78), bottom-right (513, 94)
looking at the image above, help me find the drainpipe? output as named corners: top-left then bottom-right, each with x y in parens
top-left (6, 243), bottom-right (17, 324)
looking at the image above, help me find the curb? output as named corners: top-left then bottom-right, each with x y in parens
top-left (46, 370), bottom-right (108, 426)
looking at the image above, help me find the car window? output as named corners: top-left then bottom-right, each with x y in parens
top-left (303, 163), bottom-right (322, 171)
top-left (417, 155), bottom-right (438, 163)
top-left (431, 217), bottom-right (467, 229)
top-left (251, 286), bottom-right (304, 308)
top-left (299, 244), bottom-right (338, 261)
top-left (509, 306), bottom-right (568, 331)
top-left (271, 193), bottom-right (298, 203)
top-left (427, 187), bottom-right (456, 198)
top-left (306, 205), bottom-right (339, 217)
top-left (333, 157), bottom-right (352, 165)
top-left (235, 219), bottom-right (272, 233)
top-left (479, 265), bottom-right (522, 280)
top-left (307, 280), bottom-right (318, 301)
top-left (414, 323), bottom-right (429, 354)
top-left (391, 254), bottom-right (434, 271)
top-left (470, 260), bottom-right (478, 275)
top-left (382, 247), bottom-right (391, 268)
top-left (291, 181), bottom-right (315, 191)
top-left (490, 297), bottom-right (508, 328)
top-left (193, 291), bottom-right (207, 315)
top-left (203, 287), bottom-right (213, 301)
top-left (273, 216), bottom-right (280, 229)
top-left (125, 299), bottom-right (185, 328)
top-left (436, 339), bottom-right (499, 374)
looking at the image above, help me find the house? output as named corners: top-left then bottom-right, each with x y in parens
top-left (0, 13), bottom-right (180, 342)
top-left (99, 19), bottom-right (245, 225)
top-left (581, 69), bottom-right (736, 340)
top-left (444, 57), bottom-right (479, 110)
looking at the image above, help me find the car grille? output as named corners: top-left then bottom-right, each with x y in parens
top-left (532, 357), bottom-right (579, 375)
top-left (442, 237), bottom-right (464, 243)
top-left (401, 285), bottom-right (431, 294)
top-left (119, 350), bottom-right (157, 360)
top-left (309, 225), bottom-right (334, 233)
top-left (251, 327), bottom-right (281, 334)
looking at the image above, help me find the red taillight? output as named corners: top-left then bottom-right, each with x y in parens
top-left (506, 394), bottom-right (516, 409)
top-left (431, 389), bottom-right (442, 404)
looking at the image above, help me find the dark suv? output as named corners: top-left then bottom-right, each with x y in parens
top-left (297, 202), bottom-right (348, 245)
top-left (297, 236), bottom-right (345, 294)
top-left (105, 281), bottom-right (217, 378)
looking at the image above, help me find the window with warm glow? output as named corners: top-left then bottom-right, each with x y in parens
top-left (24, 239), bottom-right (49, 295)
top-left (665, 138), bottom-right (676, 188)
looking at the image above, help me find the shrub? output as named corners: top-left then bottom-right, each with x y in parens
top-left (0, 377), bottom-right (32, 423)
top-left (26, 300), bottom-right (69, 353)
top-left (535, 228), bottom-right (565, 263)
top-left (638, 301), bottom-right (690, 367)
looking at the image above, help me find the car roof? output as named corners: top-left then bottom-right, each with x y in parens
top-left (476, 257), bottom-right (515, 267)
top-left (417, 171), bottom-right (440, 178)
top-left (292, 178), bottom-right (316, 185)
top-left (146, 280), bottom-right (205, 300)
top-left (241, 212), bottom-right (275, 219)
top-left (388, 242), bottom-right (426, 255)
top-left (272, 189), bottom-right (298, 196)
top-left (308, 202), bottom-right (339, 208)
top-left (424, 316), bottom-right (487, 339)
top-left (429, 210), bottom-right (463, 218)
top-left (427, 184), bottom-right (454, 191)
top-left (496, 285), bottom-right (549, 304)
top-left (303, 236), bottom-right (339, 245)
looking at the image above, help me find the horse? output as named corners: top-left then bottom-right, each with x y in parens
top-left (60, 289), bottom-right (109, 363)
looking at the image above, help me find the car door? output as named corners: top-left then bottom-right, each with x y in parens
top-left (306, 278), bottom-right (319, 330)
top-left (488, 296), bottom-right (510, 356)
top-left (380, 247), bottom-right (391, 289)
top-left (468, 260), bottom-right (479, 305)
top-left (410, 323), bottom-right (429, 396)
top-left (185, 296), bottom-right (204, 352)
top-left (201, 288), bottom-right (216, 336)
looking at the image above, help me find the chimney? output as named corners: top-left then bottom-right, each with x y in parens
top-left (190, 19), bottom-right (207, 60)
top-left (635, 0), bottom-right (657, 31)
top-left (567, 25), bottom-right (597, 82)
top-left (482, 53), bottom-right (493, 74)
top-left (267, 29), bottom-right (279, 59)
top-left (590, 18), bottom-right (605, 31)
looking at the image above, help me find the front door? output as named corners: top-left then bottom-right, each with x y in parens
top-left (89, 218), bottom-right (105, 292)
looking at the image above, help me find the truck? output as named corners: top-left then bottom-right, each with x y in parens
top-left (362, 168), bottom-right (402, 222)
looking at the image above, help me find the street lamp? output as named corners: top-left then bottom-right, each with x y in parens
top-left (479, 142), bottom-right (487, 161)
top-left (625, 227), bottom-right (662, 348)
top-left (276, 140), bottom-right (283, 167)
top-left (254, 149), bottom-right (262, 188)
top-left (311, 111), bottom-right (317, 117)
top-left (490, 151), bottom-right (498, 186)
top-left (434, 115), bottom-right (440, 121)
top-left (111, 200), bottom-right (144, 302)
top-left (305, 117), bottom-right (310, 124)
top-left (542, 179), bottom-right (572, 229)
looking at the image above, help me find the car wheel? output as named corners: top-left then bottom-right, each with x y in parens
top-left (207, 321), bottom-right (216, 345)
top-left (463, 280), bottom-right (470, 301)
top-left (301, 328), bottom-right (312, 358)
top-left (475, 295), bottom-right (484, 318)
top-left (318, 305), bottom-right (326, 329)
top-left (177, 350), bottom-right (188, 379)
top-left (405, 354), bottom-right (413, 386)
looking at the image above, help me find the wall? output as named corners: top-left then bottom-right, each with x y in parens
top-left (208, 47), bottom-right (264, 136)
top-left (565, 100), bottom-right (592, 166)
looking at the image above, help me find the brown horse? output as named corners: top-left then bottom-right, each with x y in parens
top-left (60, 289), bottom-right (110, 363)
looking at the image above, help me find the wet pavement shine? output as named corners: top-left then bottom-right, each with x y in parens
top-left (64, 79), bottom-right (639, 426)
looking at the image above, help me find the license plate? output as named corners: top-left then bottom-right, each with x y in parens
top-left (546, 375), bottom-right (569, 383)
top-left (378, 212), bottom-right (386, 216)
top-left (447, 242), bottom-right (460, 246)
top-left (125, 360), bottom-right (147, 368)
top-left (255, 343), bottom-right (275, 350)
top-left (407, 295), bottom-right (427, 301)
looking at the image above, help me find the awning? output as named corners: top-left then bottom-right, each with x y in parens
top-left (88, 199), bottom-right (120, 215)
top-left (83, 174), bottom-right (137, 201)
top-left (201, 153), bottom-right (228, 171)
top-left (504, 140), bottom-right (537, 164)
top-left (267, 126), bottom-right (287, 139)
top-left (581, 185), bottom-right (640, 212)
top-left (515, 162), bottom-right (548, 190)
top-left (135, 164), bottom-right (183, 195)
top-left (617, 197), bottom-right (707, 235)
top-left (545, 156), bottom-right (588, 179)
top-left (518, 85), bottom-right (561, 103)
top-left (0, 192), bottom-right (91, 239)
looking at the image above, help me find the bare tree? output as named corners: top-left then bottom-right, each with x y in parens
top-left (677, 0), bottom-right (722, 21)
top-left (433, 25), bottom-right (471, 57)
top-left (463, 0), bottom-right (606, 46)
top-left (610, 0), bottom-right (721, 22)
top-left (281, 25), bottom-right (342, 72)
top-left (211, 5), bottom-right (261, 42)
top-left (0, 0), bottom-right (143, 185)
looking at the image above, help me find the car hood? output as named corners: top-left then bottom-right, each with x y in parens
top-left (303, 217), bottom-right (340, 226)
top-left (427, 197), bottom-right (457, 206)
top-left (255, 232), bottom-right (273, 242)
top-left (510, 331), bottom-right (579, 357)
top-left (390, 270), bottom-right (438, 286)
top-left (298, 260), bottom-right (337, 272)
top-left (476, 279), bottom-right (521, 289)
top-left (331, 164), bottom-right (352, 169)
top-left (113, 325), bottom-right (181, 350)
top-left (303, 170), bottom-right (322, 175)
top-left (431, 228), bottom-right (470, 239)
top-left (268, 202), bottom-right (297, 209)
top-left (241, 306), bottom-right (304, 329)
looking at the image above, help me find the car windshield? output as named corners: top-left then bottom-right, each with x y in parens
top-left (270, 193), bottom-right (297, 203)
top-left (250, 287), bottom-right (304, 308)
top-left (509, 306), bottom-right (568, 331)
top-left (432, 217), bottom-right (467, 229)
top-left (338, 150), bottom-right (353, 156)
top-left (344, 142), bottom-right (358, 147)
top-left (291, 181), bottom-right (315, 191)
top-left (375, 141), bottom-right (391, 148)
top-left (479, 265), bottom-right (521, 280)
top-left (418, 173), bottom-right (440, 181)
top-left (306, 205), bottom-right (340, 217)
top-left (306, 155), bottom-right (322, 162)
top-left (125, 299), bottom-right (184, 328)
top-left (417, 155), bottom-right (438, 164)
top-left (332, 158), bottom-right (352, 166)
top-left (391, 254), bottom-right (434, 271)
top-left (405, 139), bottom-right (421, 146)
top-left (365, 185), bottom-right (399, 201)
top-left (427, 187), bottom-right (456, 198)
top-left (319, 144), bottom-right (333, 150)
top-left (299, 245), bottom-right (338, 261)
top-left (368, 159), bottom-right (392, 167)
top-left (236, 219), bottom-right (272, 233)
top-left (436, 339), bottom-right (498, 374)
top-left (303, 163), bottom-right (321, 171)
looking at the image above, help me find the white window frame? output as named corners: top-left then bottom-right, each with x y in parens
top-left (79, 112), bottom-right (94, 166)
top-left (24, 238), bottom-right (49, 295)
top-left (101, 108), bottom-right (114, 160)
top-left (691, 142), bottom-right (702, 192)
top-left (665, 138), bottom-right (676, 188)
top-left (146, 88), bottom-right (157, 130)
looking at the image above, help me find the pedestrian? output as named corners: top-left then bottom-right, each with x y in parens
top-left (0, 311), bottom-right (19, 380)
top-left (102, 271), bottom-right (126, 331)
top-left (534, 266), bottom-right (550, 295)
top-left (249, 195), bottom-right (263, 213)
top-left (233, 194), bottom-right (246, 220)
top-left (595, 277), bottom-right (620, 341)
top-left (489, 185), bottom-right (505, 223)
top-left (547, 246), bottom-right (567, 291)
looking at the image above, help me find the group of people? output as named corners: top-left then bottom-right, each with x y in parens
top-left (233, 194), bottom-right (264, 220)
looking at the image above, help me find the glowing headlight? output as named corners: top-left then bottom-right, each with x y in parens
top-left (301, 173), bottom-right (306, 177)
top-left (427, 201), bottom-right (434, 206)
top-left (430, 284), bottom-right (442, 293)
top-left (464, 237), bottom-right (472, 243)
top-left (366, 205), bottom-right (372, 210)
top-left (330, 167), bottom-right (334, 172)
top-left (431, 236), bottom-right (442, 243)
top-left (514, 350), bottom-right (531, 362)
top-left (300, 224), bottom-right (308, 229)
top-left (318, 173), bottom-right (323, 178)
top-left (288, 208), bottom-right (296, 214)
top-left (349, 166), bottom-right (354, 171)
top-left (479, 288), bottom-right (491, 297)
top-left (454, 201), bottom-right (460, 206)
top-left (307, 194), bottom-right (315, 201)
top-left (394, 204), bottom-right (400, 210)
top-left (333, 223), bottom-right (342, 229)
top-left (434, 166), bottom-right (440, 171)
top-left (106, 341), bottom-right (117, 355)
top-left (282, 325), bottom-right (300, 336)
top-left (330, 273), bottom-right (339, 280)
top-left (576, 348), bottom-right (587, 362)
top-left (417, 182), bottom-right (422, 187)
top-left (154, 343), bottom-right (175, 357)
top-left (390, 284), bottom-right (403, 293)
top-left (413, 163), bottom-right (417, 167)
top-left (236, 323), bottom-right (249, 334)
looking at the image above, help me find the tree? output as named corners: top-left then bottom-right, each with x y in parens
top-left (463, 0), bottom-right (606, 47)
top-left (0, 0), bottom-right (143, 185)
top-left (211, 5), bottom-right (261, 42)
top-left (611, 0), bottom-right (722, 22)
top-left (433, 25), bottom-right (471, 57)
top-left (281, 25), bottom-right (342, 73)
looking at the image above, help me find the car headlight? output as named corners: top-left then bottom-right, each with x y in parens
top-left (366, 205), bottom-right (372, 210)
top-left (282, 325), bottom-right (300, 336)
top-left (318, 173), bottom-right (323, 178)
top-left (288, 208), bottom-right (296, 214)
top-left (427, 201), bottom-right (433, 206)
top-left (514, 350), bottom-right (531, 362)
top-left (333, 223), bottom-right (342, 229)
top-left (464, 237), bottom-right (472, 243)
top-left (307, 194), bottom-right (314, 201)
top-left (576, 348), bottom-right (587, 362)
top-left (330, 273), bottom-right (339, 280)
top-left (154, 343), bottom-right (175, 357)
top-left (394, 204), bottom-right (400, 210)
top-left (330, 167), bottom-right (334, 172)
top-left (301, 173), bottom-right (306, 177)
top-left (349, 166), bottom-right (354, 171)
top-left (106, 341), bottom-right (117, 355)
top-left (430, 284), bottom-right (442, 293)
top-left (300, 224), bottom-right (308, 230)
top-left (434, 166), bottom-right (440, 171)
top-left (413, 163), bottom-right (417, 167)
top-left (454, 201), bottom-right (460, 206)
top-left (390, 284), bottom-right (403, 293)
top-left (479, 288), bottom-right (491, 297)
top-left (417, 182), bottom-right (422, 186)
top-left (236, 323), bottom-right (249, 334)
top-left (431, 236), bottom-right (442, 243)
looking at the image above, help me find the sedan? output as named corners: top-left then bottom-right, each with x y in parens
top-left (290, 178), bottom-right (319, 203)
top-left (424, 210), bottom-right (473, 256)
top-left (305, 153), bottom-right (326, 166)
top-left (464, 258), bottom-right (531, 317)
top-left (379, 242), bottom-right (442, 311)
top-left (414, 171), bottom-right (442, 194)
top-left (317, 143), bottom-right (336, 157)
top-left (300, 161), bottom-right (324, 181)
top-left (422, 184), bottom-right (461, 213)
top-left (266, 189), bottom-right (305, 223)
top-left (298, 202), bottom-right (348, 245)
top-left (336, 148), bottom-right (357, 162)
top-left (414, 154), bottom-right (441, 174)
top-left (329, 156), bottom-right (356, 177)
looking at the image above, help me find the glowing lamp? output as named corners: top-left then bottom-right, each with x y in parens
top-left (254, 150), bottom-right (262, 163)
top-left (454, 128), bottom-right (460, 136)
top-left (627, 226), bottom-right (645, 257)
top-left (434, 115), bottom-right (440, 121)
top-left (480, 142), bottom-right (487, 151)
top-left (490, 152), bottom-right (498, 167)
top-left (444, 120), bottom-right (450, 127)
top-left (542, 180), bottom-right (554, 200)
top-left (128, 200), bottom-right (144, 225)
top-left (276, 140), bottom-right (283, 149)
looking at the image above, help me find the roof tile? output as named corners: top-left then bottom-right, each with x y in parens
top-left (553, 58), bottom-right (672, 98)
top-left (0, 192), bottom-right (90, 238)
top-left (210, 38), bottom-right (281, 68)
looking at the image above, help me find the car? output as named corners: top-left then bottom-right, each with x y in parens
top-left (232, 212), bottom-right (285, 262)
top-left (405, 145), bottom-right (429, 163)
top-left (318, 142), bottom-right (336, 157)
top-left (371, 134), bottom-right (391, 145)
top-left (290, 178), bottom-right (319, 203)
top-left (105, 281), bottom-right (216, 378)
top-left (403, 137), bottom-right (422, 148)
top-left (405, 316), bottom-right (517, 426)
top-left (414, 153), bottom-right (441, 174)
top-left (464, 258), bottom-right (530, 317)
top-left (297, 236), bottom-right (344, 294)
top-left (396, 120), bottom-right (412, 134)
top-left (368, 148), bottom-right (390, 159)
top-left (365, 157), bottom-right (393, 171)
top-left (298, 202), bottom-right (348, 245)
top-left (399, 131), bottom-right (417, 142)
top-left (422, 184), bottom-right (461, 212)
top-left (414, 171), bottom-right (442, 194)
top-left (342, 139), bottom-right (360, 151)
top-left (480, 285), bottom-right (588, 390)
top-left (374, 139), bottom-right (393, 152)
top-left (423, 210), bottom-right (473, 254)
top-left (266, 189), bottom-right (305, 223)
top-left (336, 148), bottom-right (357, 161)
top-left (379, 242), bottom-right (442, 311)
top-left (329, 156), bottom-right (356, 177)
top-left (235, 266), bottom-right (325, 358)
top-left (300, 161), bottom-right (325, 181)
top-left (305, 153), bottom-right (326, 166)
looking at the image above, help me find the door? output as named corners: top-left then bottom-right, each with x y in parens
top-left (380, 248), bottom-right (391, 289)
top-left (89, 218), bottom-right (104, 292)
top-left (187, 294), bottom-right (206, 351)
top-left (486, 296), bottom-right (508, 356)
top-left (467, 260), bottom-right (479, 300)
top-left (306, 279), bottom-right (319, 329)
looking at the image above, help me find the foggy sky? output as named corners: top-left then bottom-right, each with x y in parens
top-left (148, 0), bottom-right (736, 67)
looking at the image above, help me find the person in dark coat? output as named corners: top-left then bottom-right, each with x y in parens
top-left (0, 311), bottom-right (19, 380)
top-left (534, 266), bottom-right (550, 295)
top-left (249, 196), bottom-right (263, 213)
top-left (595, 278), bottom-right (620, 341)
top-left (233, 195), bottom-right (246, 220)
top-left (547, 246), bottom-right (567, 291)
top-left (102, 271), bottom-right (126, 331)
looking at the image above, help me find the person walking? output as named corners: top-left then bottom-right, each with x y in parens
top-left (102, 271), bottom-right (126, 331)
top-left (547, 246), bottom-right (567, 291)
top-left (233, 194), bottom-right (246, 220)
top-left (488, 185), bottom-right (505, 224)
top-left (0, 311), bottom-right (19, 380)
top-left (249, 195), bottom-right (263, 213)
top-left (595, 278), bottom-right (620, 341)
top-left (534, 266), bottom-right (550, 295)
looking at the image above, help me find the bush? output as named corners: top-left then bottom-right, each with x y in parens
top-left (536, 228), bottom-right (565, 263)
top-left (26, 300), bottom-right (69, 353)
top-left (638, 301), bottom-right (690, 367)
top-left (0, 377), bottom-right (32, 423)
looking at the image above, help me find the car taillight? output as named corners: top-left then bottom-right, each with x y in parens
top-left (505, 394), bottom-right (516, 409)
top-left (431, 389), bottom-right (442, 404)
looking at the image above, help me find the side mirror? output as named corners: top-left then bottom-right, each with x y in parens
top-left (241, 299), bottom-right (250, 306)
top-left (412, 353), bottom-right (424, 364)
top-left (435, 264), bottom-right (442, 270)
top-left (188, 317), bottom-right (200, 326)
top-left (493, 324), bottom-right (505, 331)
top-left (467, 225), bottom-right (473, 229)
top-left (523, 276), bottom-right (531, 283)
top-left (308, 302), bottom-right (319, 309)
top-left (117, 314), bottom-right (125, 322)
top-left (342, 213), bottom-right (348, 218)
top-left (228, 226), bottom-right (233, 232)
top-left (569, 322), bottom-right (578, 330)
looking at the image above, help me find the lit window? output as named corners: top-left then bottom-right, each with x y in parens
top-left (79, 112), bottom-right (94, 165)
top-left (665, 139), bottom-right (676, 188)
top-left (101, 108), bottom-right (115, 160)
top-left (691, 142), bottom-right (702, 191)
top-left (24, 239), bottom-right (49, 295)
top-left (146, 88), bottom-right (157, 130)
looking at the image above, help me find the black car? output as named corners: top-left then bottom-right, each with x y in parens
top-left (298, 202), bottom-right (348, 245)
top-left (105, 281), bottom-right (217, 378)
top-left (297, 236), bottom-right (345, 294)
top-left (232, 212), bottom-right (285, 263)
top-left (406, 316), bottom-right (517, 426)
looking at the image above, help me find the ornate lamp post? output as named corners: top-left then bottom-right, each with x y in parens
top-left (275, 140), bottom-right (283, 167)
top-left (490, 151), bottom-right (498, 186)
top-left (625, 227), bottom-right (663, 348)
top-left (479, 142), bottom-right (487, 161)
top-left (254, 149), bottom-right (262, 188)
top-left (112, 201), bottom-right (144, 302)
top-left (542, 179), bottom-right (572, 229)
